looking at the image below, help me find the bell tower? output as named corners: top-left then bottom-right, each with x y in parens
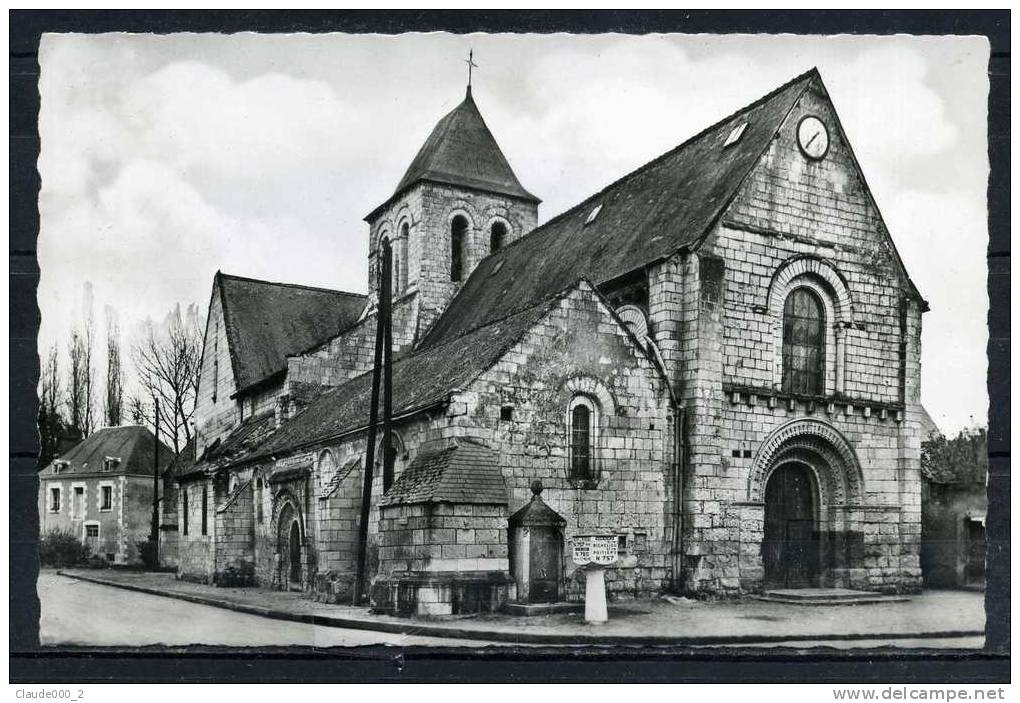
top-left (364, 72), bottom-right (540, 339)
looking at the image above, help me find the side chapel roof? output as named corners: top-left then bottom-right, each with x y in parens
top-left (251, 293), bottom-right (563, 459)
top-left (216, 272), bottom-right (368, 393)
top-left (380, 439), bottom-right (508, 506)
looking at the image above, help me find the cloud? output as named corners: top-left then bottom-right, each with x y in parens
top-left (36, 33), bottom-right (988, 432)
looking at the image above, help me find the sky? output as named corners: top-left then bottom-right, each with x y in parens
top-left (37, 32), bottom-right (989, 434)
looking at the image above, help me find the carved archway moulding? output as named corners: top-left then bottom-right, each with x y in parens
top-left (748, 418), bottom-right (864, 504)
top-left (271, 487), bottom-right (305, 542)
top-left (766, 255), bottom-right (854, 325)
top-left (563, 375), bottom-right (617, 415)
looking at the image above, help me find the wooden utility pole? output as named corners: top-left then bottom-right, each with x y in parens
top-left (354, 239), bottom-right (392, 605)
top-left (150, 400), bottom-right (161, 561)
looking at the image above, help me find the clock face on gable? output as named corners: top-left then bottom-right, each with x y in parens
top-left (797, 115), bottom-right (830, 160)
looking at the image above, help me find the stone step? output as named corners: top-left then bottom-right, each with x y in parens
top-left (503, 601), bottom-right (583, 617)
top-left (757, 588), bottom-right (910, 605)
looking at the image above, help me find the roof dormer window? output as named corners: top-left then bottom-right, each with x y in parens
top-left (585, 203), bottom-right (603, 226)
top-left (103, 457), bottom-right (120, 472)
top-left (724, 122), bottom-right (748, 148)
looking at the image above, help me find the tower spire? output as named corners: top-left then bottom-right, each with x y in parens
top-left (465, 49), bottom-right (478, 96)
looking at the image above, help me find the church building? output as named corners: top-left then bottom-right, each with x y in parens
top-left (172, 68), bottom-right (927, 615)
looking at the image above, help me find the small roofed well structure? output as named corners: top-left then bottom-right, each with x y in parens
top-left (509, 480), bottom-right (568, 604)
top-left (372, 439), bottom-right (515, 616)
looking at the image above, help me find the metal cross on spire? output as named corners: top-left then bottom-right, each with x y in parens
top-left (465, 49), bottom-right (478, 91)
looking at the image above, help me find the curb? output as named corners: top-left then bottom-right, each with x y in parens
top-left (58, 571), bottom-right (985, 647)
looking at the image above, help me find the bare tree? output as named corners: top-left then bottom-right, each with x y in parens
top-left (65, 284), bottom-right (97, 437)
top-left (66, 329), bottom-right (91, 437)
top-left (104, 309), bottom-right (124, 427)
top-left (38, 344), bottom-right (70, 466)
top-left (40, 344), bottom-right (62, 422)
top-left (126, 394), bottom-right (148, 426)
top-left (132, 304), bottom-right (202, 454)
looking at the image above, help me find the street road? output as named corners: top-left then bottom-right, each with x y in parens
top-left (37, 572), bottom-right (982, 650)
top-left (39, 571), bottom-right (487, 647)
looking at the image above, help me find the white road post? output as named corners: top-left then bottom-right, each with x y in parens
top-left (572, 534), bottom-right (618, 625)
top-left (584, 565), bottom-right (608, 624)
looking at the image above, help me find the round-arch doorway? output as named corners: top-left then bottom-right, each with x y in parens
top-left (278, 503), bottom-right (303, 591)
top-left (763, 462), bottom-right (820, 588)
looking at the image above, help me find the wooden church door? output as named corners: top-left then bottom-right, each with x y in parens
top-left (763, 462), bottom-right (819, 588)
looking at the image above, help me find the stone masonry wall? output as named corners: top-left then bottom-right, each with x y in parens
top-left (285, 295), bottom-right (418, 397)
top-left (194, 287), bottom-right (240, 458)
top-left (214, 479), bottom-right (255, 585)
top-left (377, 503), bottom-right (510, 576)
top-left (176, 478), bottom-right (215, 583)
top-left (367, 182), bottom-right (538, 340)
top-left (449, 284), bottom-right (675, 600)
top-left (661, 81), bottom-right (925, 595)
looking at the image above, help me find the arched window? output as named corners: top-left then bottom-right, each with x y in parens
top-left (397, 221), bottom-right (409, 292)
top-left (490, 221), bottom-right (508, 254)
top-left (255, 477), bottom-right (264, 525)
top-left (782, 287), bottom-right (824, 395)
top-left (568, 395), bottom-right (599, 483)
top-left (377, 235), bottom-right (393, 294)
top-left (451, 215), bottom-right (468, 282)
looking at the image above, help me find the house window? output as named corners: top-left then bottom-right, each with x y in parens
top-left (782, 287), bottom-right (825, 395)
top-left (84, 523), bottom-right (100, 539)
top-left (49, 487), bottom-right (61, 513)
top-left (490, 221), bottom-right (508, 254)
top-left (450, 215), bottom-right (469, 282)
top-left (72, 486), bottom-right (85, 519)
top-left (182, 487), bottom-right (189, 536)
top-left (568, 395), bottom-right (599, 484)
top-left (201, 484), bottom-right (208, 536)
top-left (100, 485), bottom-right (113, 511)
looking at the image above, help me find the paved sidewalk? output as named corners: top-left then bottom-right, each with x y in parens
top-left (59, 569), bottom-right (985, 646)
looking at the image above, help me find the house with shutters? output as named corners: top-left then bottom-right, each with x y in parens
top-left (172, 68), bottom-right (927, 615)
top-left (39, 425), bottom-right (173, 564)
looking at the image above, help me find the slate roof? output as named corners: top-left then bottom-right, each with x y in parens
top-left (217, 272), bottom-right (368, 393)
top-left (919, 405), bottom-right (942, 440)
top-left (39, 425), bottom-right (173, 477)
top-left (368, 88), bottom-right (538, 221)
top-left (380, 439), bottom-right (508, 506)
top-left (166, 437), bottom-right (196, 478)
top-left (509, 491), bottom-right (567, 527)
top-left (253, 294), bottom-right (562, 459)
top-left (176, 412), bottom-right (277, 480)
top-left (418, 71), bottom-right (818, 348)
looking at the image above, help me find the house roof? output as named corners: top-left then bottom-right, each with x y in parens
top-left (380, 439), bottom-right (508, 506)
top-left (217, 272), bottom-right (367, 393)
top-left (419, 70), bottom-right (818, 348)
top-left (39, 425), bottom-right (173, 477)
top-left (919, 405), bottom-right (942, 440)
top-left (252, 293), bottom-right (562, 459)
top-left (368, 88), bottom-right (539, 221)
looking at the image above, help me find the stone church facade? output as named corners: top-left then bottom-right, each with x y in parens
top-left (171, 69), bottom-right (926, 614)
